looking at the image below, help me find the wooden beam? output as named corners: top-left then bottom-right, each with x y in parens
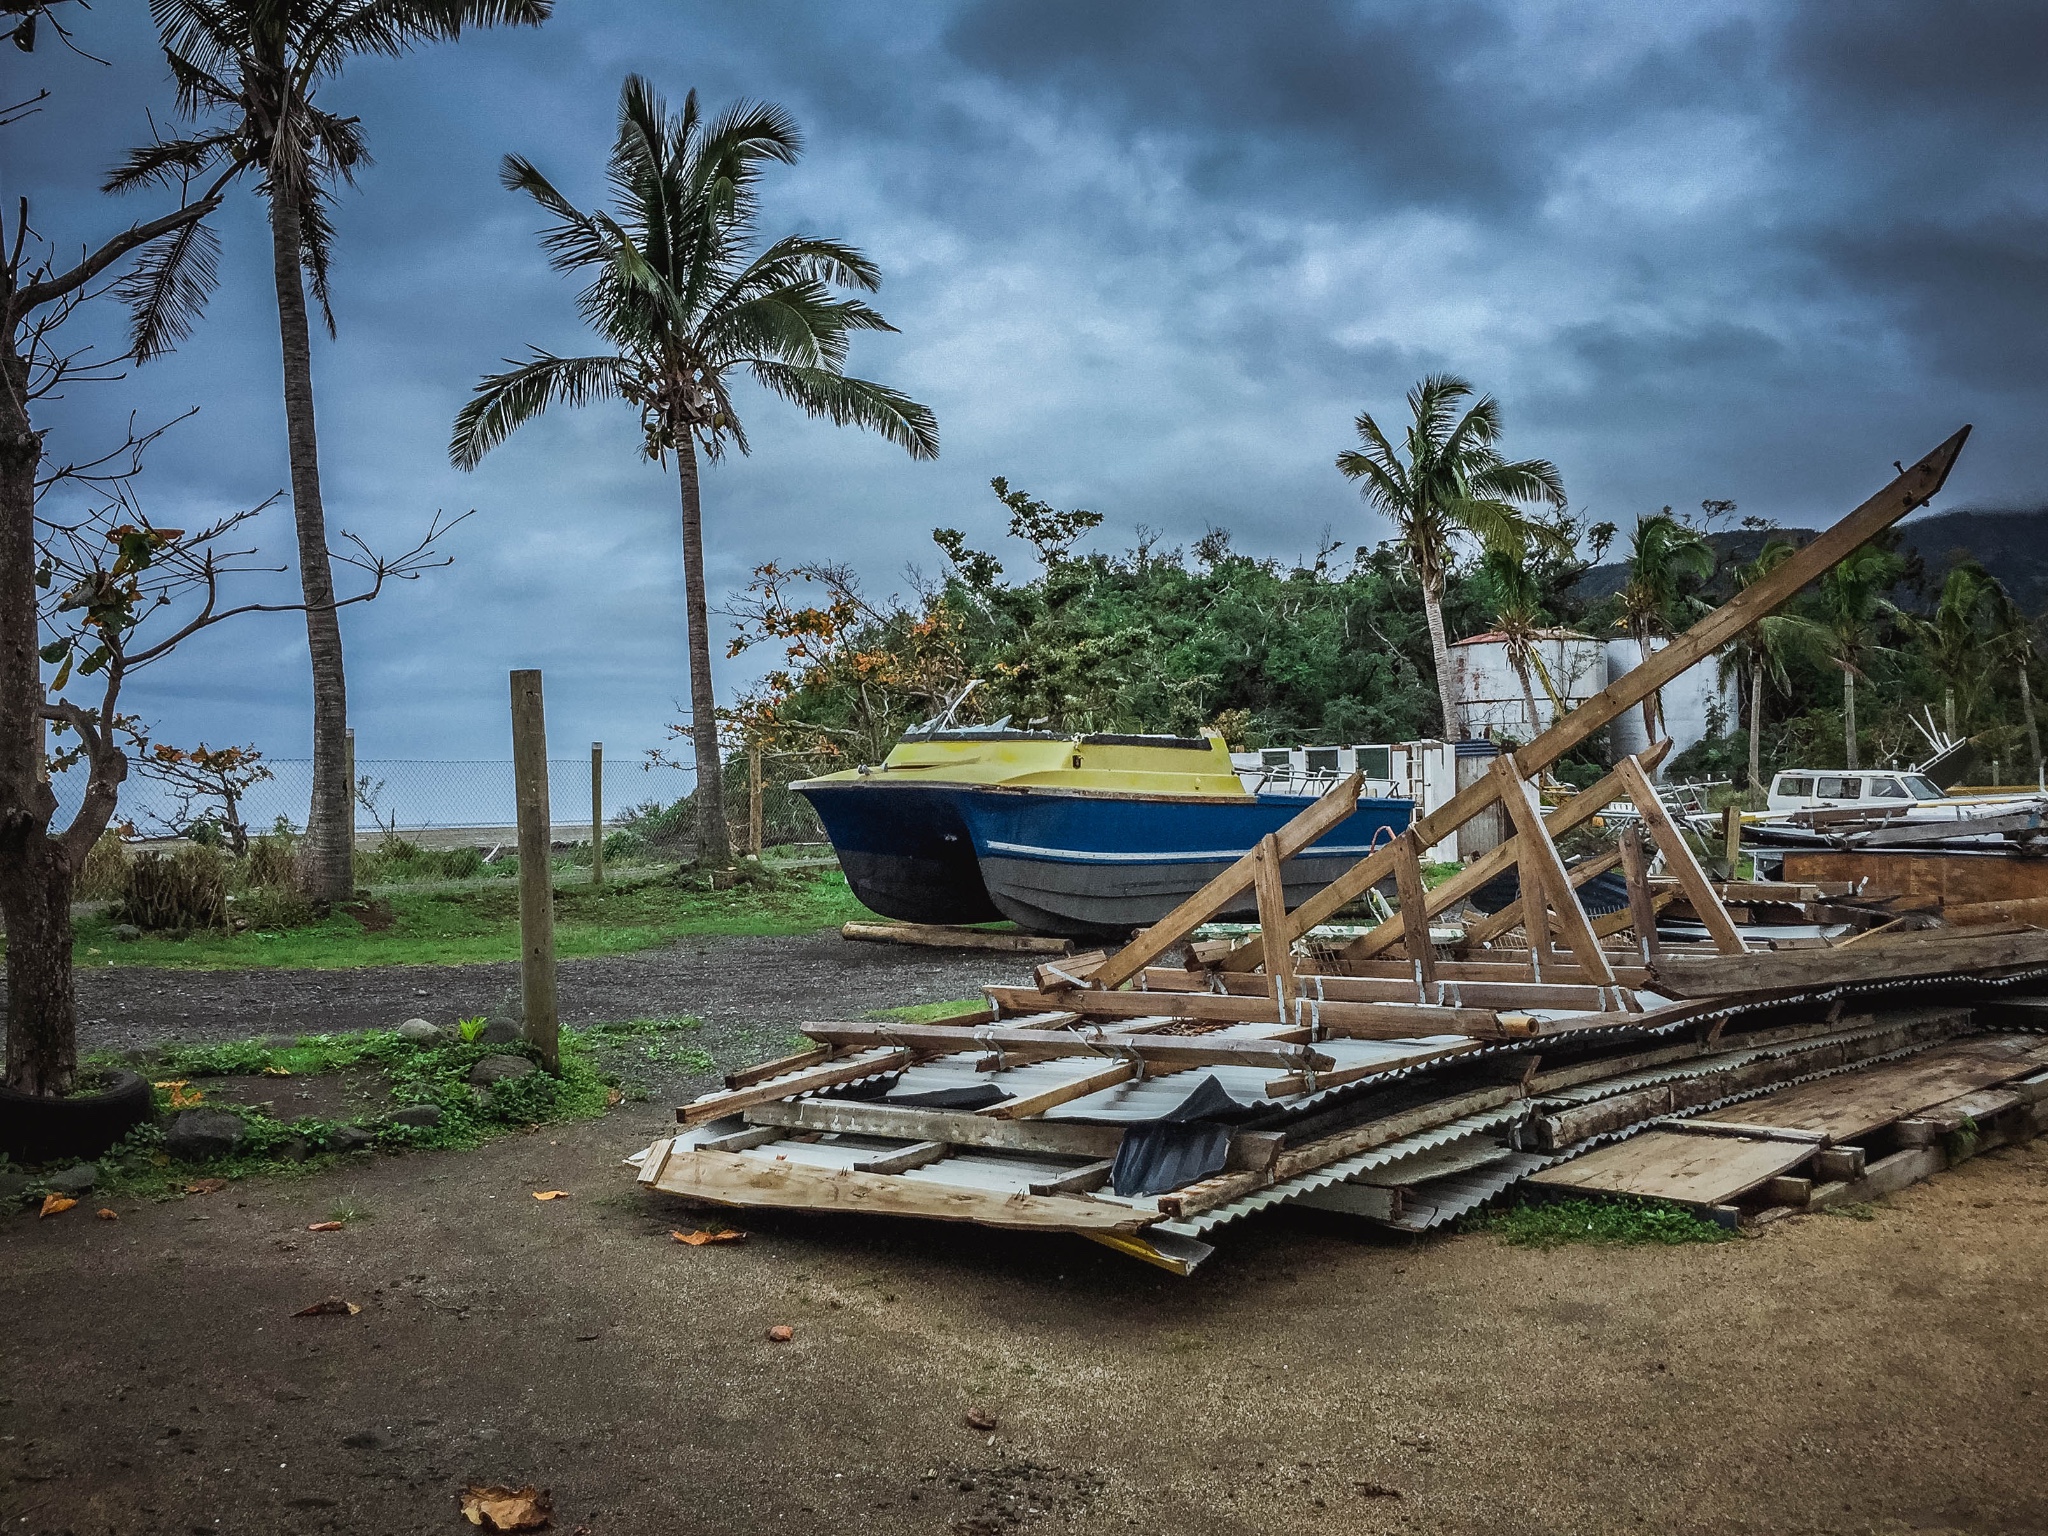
top-left (1028, 1159), bottom-right (1114, 1196)
top-left (1212, 431), bottom-right (1969, 974)
top-left (678, 1048), bottom-right (911, 1127)
top-left (1493, 755), bottom-right (1617, 984)
top-left (1089, 772), bottom-right (1364, 990)
top-left (1652, 926), bottom-right (2048, 997)
top-left (852, 1140), bottom-right (950, 1174)
top-left (1392, 828), bottom-right (1438, 994)
top-left (1619, 825), bottom-right (1663, 964)
top-left (841, 921), bottom-right (1073, 954)
top-left (985, 1060), bottom-right (1138, 1119)
top-left (1252, 831), bottom-right (1299, 1011)
top-left (724, 1044), bottom-right (832, 1090)
top-left (643, 1147), bottom-right (1157, 1234)
top-left (1338, 742), bottom-right (1672, 965)
top-left (983, 984), bottom-right (1508, 1038)
top-left (798, 1019), bottom-right (1334, 1072)
top-left (1615, 755), bottom-right (1746, 956)
top-left (743, 1099), bottom-right (1124, 1158)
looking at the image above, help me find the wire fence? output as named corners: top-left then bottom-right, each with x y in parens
top-left (52, 755), bottom-right (702, 846)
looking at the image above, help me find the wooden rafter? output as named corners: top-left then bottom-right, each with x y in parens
top-left (1492, 755), bottom-right (1617, 984)
top-left (1614, 755), bottom-right (1746, 955)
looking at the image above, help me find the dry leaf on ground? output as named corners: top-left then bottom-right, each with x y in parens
top-left (293, 1296), bottom-right (362, 1317)
top-left (156, 1080), bottom-right (205, 1108)
top-left (460, 1483), bottom-right (552, 1530)
top-left (39, 1194), bottom-right (77, 1218)
top-left (605, 1087), bottom-right (623, 1106)
top-left (95, 1208), bottom-right (119, 1221)
top-left (530, 1190), bottom-right (570, 1201)
top-left (185, 1178), bottom-right (228, 1195)
top-left (965, 1408), bottom-right (998, 1432)
top-left (765, 1324), bottom-right (794, 1343)
top-left (306, 1220), bottom-right (345, 1232)
top-left (672, 1228), bottom-right (745, 1246)
top-left (261, 1065), bottom-right (292, 1077)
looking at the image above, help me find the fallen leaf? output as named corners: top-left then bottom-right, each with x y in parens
top-left (95, 1208), bottom-right (119, 1221)
top-left (184, 1178), bottom-right (228, 1195)
top-left (262, 1065), bottom-right (292, 1077)
top-left (672, 1228), bottom-right (745, 1246)
top-left (39, 1194), bottom-right (77, 1218)
top-left (306, 1220), bottom-right (345, 1232)
top-left (156, 1080), bottom-right (205, 1108)
top-left (765, 1324), bottom-right (794, 1343)
top-left (460, 1483), bottom-right (553, 1531)
top-left (293, 1296), bottom-right (362, 1317)
top-left (531, 1190), bottom-right (570, 1201)
top-left (965, 1408), bottom-right (998, 1432)
top-left (605, 1087), bottom-right (623, 1106)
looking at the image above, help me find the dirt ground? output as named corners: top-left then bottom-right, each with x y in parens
top-left (6, 937), bottom-right (2048, 1534)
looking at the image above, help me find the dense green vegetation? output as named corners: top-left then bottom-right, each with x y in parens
top-left (1462, 1195), bottom-right (1737, 1248)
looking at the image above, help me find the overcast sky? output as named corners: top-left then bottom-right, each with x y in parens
top-left (13, 0), bottom-right (2047, 769)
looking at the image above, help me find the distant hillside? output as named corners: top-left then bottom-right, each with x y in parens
top-left (1572, 506), bottom-right (2048, 615)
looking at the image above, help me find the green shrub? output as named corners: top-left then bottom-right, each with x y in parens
top-left (231, 882), bottom-right (316, 930)
top-left (243, 831), bottom-right (298, 890)
top-left (120, 844), bottom-right (230, 931)
top-left (437, 845), bottom-right (484, 879)
top-left (1461, 1195), bottom-right (1734, 1248)
top-left (76, 833), bottom-right (131, 901)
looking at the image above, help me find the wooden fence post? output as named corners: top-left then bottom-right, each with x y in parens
top-left (510, 670), bottom-right (559, 1073)
top-left (748, 743), bottom-right (764, 858)
top-left (1722, 803), bottom-right (1742, 873)
top-left (343, 726), bottom-right (356, 850)
top-left (591, 741), bottom-right (605, 886)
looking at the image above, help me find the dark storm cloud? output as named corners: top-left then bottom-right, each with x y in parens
top-left (9, 0), bottom-right (2046, 768)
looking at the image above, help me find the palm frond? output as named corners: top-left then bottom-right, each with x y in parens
top-left (116, 215), bottom-right (222, 362)
top-left (450, 350), bottom-right (633, 469)
top-left (746, 364), bottom-right (939, 460)
top-left (104, 131), bottom-right (238, 194)
top-left (1469, 454), bottom-right (1566, 509)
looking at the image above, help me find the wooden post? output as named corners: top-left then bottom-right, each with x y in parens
top-left (1619, 825), bottom-right (1663, 964)
top-left (343, 726), bottom-right (356, 850)
top-left (748, 743), bottom-right (764, 857)
top-left (510, 670), bottom-right (560, 1073)
top-left (1615, 755), bottom-right (1745, 956)
top-left (1392, 829), bottom-right (1437, 996)
top-left (1252, 833), bottom-right (1297, 1017)
top-left (1491, 756), bottom-right (1615, 985)
top-left (1722, 803), bottom-right (1742, 873)
top-left (590, 741), bottom-right (605, 886)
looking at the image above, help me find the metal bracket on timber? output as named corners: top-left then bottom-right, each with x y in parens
top-left (1071, 427), bottom-right (1967, 994)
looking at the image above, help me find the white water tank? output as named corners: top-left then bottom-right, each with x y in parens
top-left (1605, 637), bottom-right (1733, 770)
top-left (1449, 629), bottom-right (1604, 740)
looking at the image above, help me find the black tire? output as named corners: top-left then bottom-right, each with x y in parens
top-left (0, 1070), bottom-right (155, 1164)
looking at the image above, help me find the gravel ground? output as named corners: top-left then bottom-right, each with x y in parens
top-left (5, 1112), bottom-right (2046, 1534)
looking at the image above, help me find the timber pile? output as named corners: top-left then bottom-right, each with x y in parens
top-left (630, 428), bottom-right (2048, 1271)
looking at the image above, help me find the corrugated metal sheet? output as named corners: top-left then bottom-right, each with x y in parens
top-left (1378, 1153), bottom-right (1557, 1231)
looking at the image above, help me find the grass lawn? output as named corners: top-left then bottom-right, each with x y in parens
top-left (67, 865), bottom-right (881, 971)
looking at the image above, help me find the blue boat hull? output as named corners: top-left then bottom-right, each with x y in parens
top-left (798, 779), bottom-right (1411, 938)
top-left (959, 786), bottom-right (1411, 937)
top-left (797, 781), bottom-right (1003, 925)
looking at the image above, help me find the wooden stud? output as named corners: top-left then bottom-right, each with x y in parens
top-left (1723, 802), bottom-right (1742, 872)
top-left (591, 740), bottom-right (605, 886)
top-left (1028, 1159), bottom-right (1114, 1196)
top-left (1461, 844), bottom-right (1628, 949)
top-left (985, 1060), bottom-right (1138, 1119)
top-left (697, 1125), bottom-right (785, 1153)
top-left (1492, 756), bottom-right (1616, 985)
top-left (1392, 828), bottom-right (1438, 995)
top-left (1252, 832), bottom-right (1298, 1013)
top-left (1615, 755), bottom-right (1746, 956)
top-left (1619, 824), bottom-right (1663, 963)
top-left (852, 1140), bottom-right (950, 1174)
top-left (724, 1043), bottom-right (833, 1090)
top-left (509, 669), bottom-right (560, 1074)
top-left (678, 1048), bottom-right (912, 1127)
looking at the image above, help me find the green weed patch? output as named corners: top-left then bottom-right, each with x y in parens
top-left (1461, 1195), bottom-right (1735, 1248)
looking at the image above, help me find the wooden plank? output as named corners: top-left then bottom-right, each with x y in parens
top-left (841, 921), bottom-right (1072, 954)
top-left (1780, 846), bottom-right (2048, 906)
top-left (851, 1140), bottom-right (951, 1174)
top-left (697, 1125), bottom-right (786, 1152)
top-left (645, 1147), bottom-right (1157, 1233)
top-left (1391, 829), bottom-right (1438, 993)
top-left (1620, 826), bottom-right (1663, 964)
top-left (724, 1044), bottom-right (834, 1090)
top-left (797, 1019), bottom-right (1332, 1072)
top-left (1089, 773), bottom-right (1365, 990)
top-left (1034, 950), bottom-right (1107, 991)
top-left (1493, 756), bottom-right (1617, 983)
top-left (1529, 1128), bottom-right (1817, 1206)
top-left (1615, 756), bottom-right (1745, 955)
top-left (1252, 832), bottom-right (1299, 1012)
top-left (1653, 926), bottom-right (2048, 997)
top-left (1667, 1118), bottom-right (1828, 1144)
top-left (1140, 968), bottom-right (1619, 1011)
top-left (983, 984), bottom-right (1506, 1036)
top-left (743, 1098), bottom-right (1123, 1158)
top-left (984, 1060), bottom-right (1139, 1119)
top-left (678, 1048), bottom-right (911, 1127)
top-left (1700, 1036), bottom-right (2048, 1143)
top-left (1028, 1159), bottom-right (1114, 1196)
top-left (1335, 743), bottom-right (1674, 966)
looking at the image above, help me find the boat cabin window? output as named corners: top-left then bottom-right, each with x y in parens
top-left (1355, 745), bottom-right (1391, 779)
top-left (1260, 749), bottom-right (1292, 768)
top-left (1814, 776), bottom-right (1861, 800)
top-left (1305, 748), bottom-right (1341, 776)
top-left (1777, 775), bottom-right (1813, 797)
top-left (1904, 775), bottom-right (1944, 800)
top-left (1869, 777), bottom-right (1909, 799)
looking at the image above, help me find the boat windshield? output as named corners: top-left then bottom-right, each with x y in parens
top-left (1903, 774), bottom-right (1945, 800)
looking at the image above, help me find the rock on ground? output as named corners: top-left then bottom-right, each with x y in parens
top-left (162, 1109), bottom-right (248, 1162)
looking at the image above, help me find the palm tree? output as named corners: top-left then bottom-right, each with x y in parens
top-left (1816, 543), bottom-right (1904, 769)
top-left (1922, 559), bottom-right (1997, 738)
top-left (107, 0), bottom-right (552, 902)
top-left (1718, 538), bottom-right (1822, 802)
top-left (451, 77), bottom-right (938, 863)
top-left (1616, 510), bottom-right (1714, 749)
top-left (1476, 545), bottom-right (1559, 739)
top-left (1986, 577), bottom-right (2044, 782)
top-left (1337, 374), bottom-right (1566, 738)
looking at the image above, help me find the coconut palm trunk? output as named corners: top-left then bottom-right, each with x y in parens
top-left (1420, 579), bottom-right (1459, 738)
top-left (2020, 663), bottom-right (2042, 783)
top-left (1842, 666), bottom-right (1858, 769)
top-left (675, 435), bottom-right (729, 862)
top-left (1748, 654), bottom-right (1765, 804)
top-left (267, 181), bottom-right (352, 901)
